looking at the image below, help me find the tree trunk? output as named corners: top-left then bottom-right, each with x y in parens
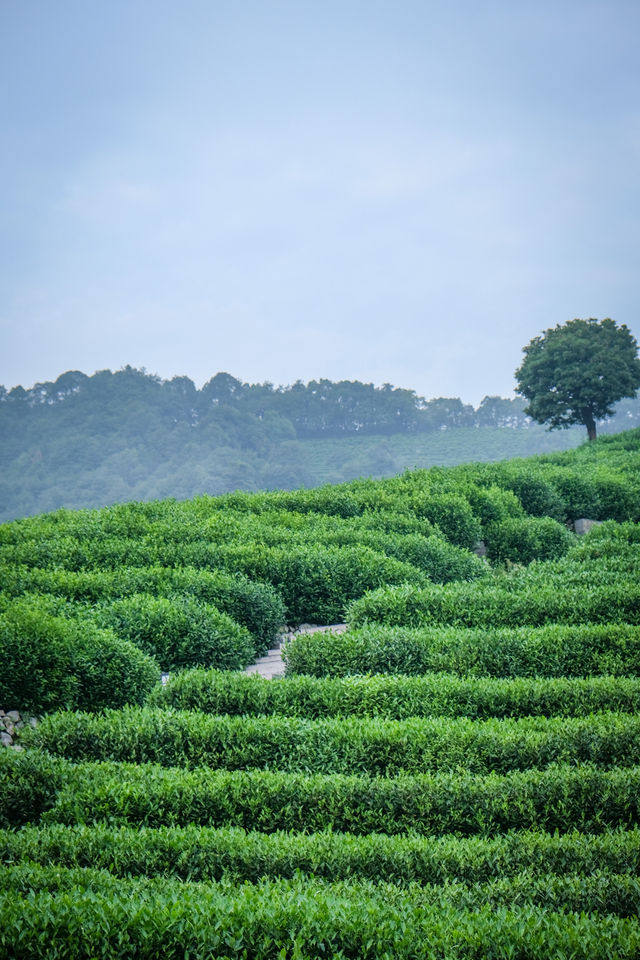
top-left (584, 413), bottom-right (597, 441)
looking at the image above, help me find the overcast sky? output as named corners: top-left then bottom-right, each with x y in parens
top-left (1, 0), bottom-right (639, 405)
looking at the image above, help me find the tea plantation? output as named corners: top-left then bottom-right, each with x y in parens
top-left (1, 428), bottom-right (640, 957)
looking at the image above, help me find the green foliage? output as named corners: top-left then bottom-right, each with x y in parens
top-left (152, 668), bottom-right (640, 720)
top-left (0, 596), bottom-right (159, 713)
top-left (2, 866), bottom-right (640, 959)
top-left (347, 577), bottom-right (640, 630)
top-left (485, 515), bottom-right (574, 564)
top-left (7, 754), bottom-right (639, 834)
top-left (406, 492), bottom-right (482, 547)
top-left (92, 594), bottom-right (255, 671)
top-left (284, 622), bottom-right (640, 679)
top-left (2, 822), bottom-right (640, 886)
top-left (28, 707), bottom-right (640, 775)
top-left (515, 318), bottom-right (640, 440)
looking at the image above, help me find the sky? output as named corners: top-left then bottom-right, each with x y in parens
top-left (1, 0), bottom-right (639, 406)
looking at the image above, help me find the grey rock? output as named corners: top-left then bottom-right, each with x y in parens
top-left (3, 721), bottom-right (15, 737)
top-left (6, 710), bottom-right (20, 723)
top-left (0, 732), bottom-right (13, 747)
top-left (472, 540), bottom-right (487, 557)
top-left (574, 518), bottom-right (603, 536)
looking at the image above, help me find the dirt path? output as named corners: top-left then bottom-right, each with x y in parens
top-left (245, 623), bottom-right (347, 679)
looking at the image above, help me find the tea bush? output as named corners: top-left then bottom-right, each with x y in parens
top-left (0, 596), bottom-right (159, 713)
top-left (27, 708), bottom-right (640, 775)
top-left (92, 594), bottom-right (255, 671)
top-left (3, 822), bottom-right (640, 885)
top-left (151, 668), bottom-right (640, 719)
top-left (285, 622), bottom-right (640, 679)
top-left (2, 867), bottom-right (640, 959)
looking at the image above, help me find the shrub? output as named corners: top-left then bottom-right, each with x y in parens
top-left (92, 594), bottom-right (255, 671)
top-left (0, 596), bottom-right (159, 714)
top-left (495, 467), bottom-right (566, 520)
top-left (27, 708), bottom-right (640, 775)
top-left (346, 579), bottom-right (640, 630)
top-left (2, 867), bottom-right (639, 959)
top-left (408, 493), bottom-right (481, 548)
top-left (151, 668), bottom-right (640, 720)
top-left (485, 516), bottom-right (574, 564)
top-left (34, 758), bottom-right (640, 835)
top-left (3, 822), bottom-right (640, 886)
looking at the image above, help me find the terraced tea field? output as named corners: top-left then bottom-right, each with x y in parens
top-left (1, 429), bottom-right (640, 957)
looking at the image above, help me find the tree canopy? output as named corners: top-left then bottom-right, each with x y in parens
top-left (515, 318), bottom-right (640, 441)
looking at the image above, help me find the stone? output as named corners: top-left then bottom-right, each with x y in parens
top-left (472, 540), bottom-right (487, 557)
top-left (2, 721), bottom-right (15, 737)
top-left (574, 518), bottom-right (603, 536)
top-left (6, 710), bottom-right (20, 723)
top-left (0, 732), bottom-right (13, 747)
top-left (29, 717), bottom-right (39, 728)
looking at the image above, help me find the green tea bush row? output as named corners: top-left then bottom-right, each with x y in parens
top-left (0, 596), bottom-right (159, 714)
top-left (90, 594), bottom-right (256, 671)
top-left (0, 539), bottom-right (429, 623)
top-left (200, 509), bottom-right (485, 582)
top-left (5, 864), bottom-right (640, 927)
top-left (151, 668), bottom-right (640, 719)
top-left (0, 564), bottom-right (285, 653)
top-left (4, 751), bottom-right (640, 834)
top-left (197, 543), bottom-right (428, 623)
top-left (347, 580), bottom-right (640, 630)
top-left (27, 708), bottom-right (640, 775)
top-left (2, 867), bottom-right (640, 960)
top-left (284, 623), bottom-right (640, 678)
top-left (4, 823), bottom-right (640, 886)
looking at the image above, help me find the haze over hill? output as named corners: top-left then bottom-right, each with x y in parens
top-left (2, 366), bottom-right (638, 522)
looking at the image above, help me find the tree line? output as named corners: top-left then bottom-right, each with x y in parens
top-left (1, 366), bottom-right (638, 522)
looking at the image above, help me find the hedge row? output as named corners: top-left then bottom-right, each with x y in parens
top-left (2, 867), bottom-right (640, 959)
top-left (4, 751), bottom-right (640, 834)
top-left (27, 708), bottom-right (640, 775)
top-left (6, 863), bottom-right (640, 923)
top-left (283, 623), bottom-right (640, 678)
top-left (0, 539), bottom-right (430, 624)
top-left (4, 823), bottom-right (640, 885)
top-left (0, 596), bottom-right (159, 714)
top-left (346, 580), bottom-right (640, 630)
top-left (0, 564), bottom-right (285, 653)
top-left (150, 669), bottom-right (640, 719)
top-left (90, 594), bottom-right (256, 672)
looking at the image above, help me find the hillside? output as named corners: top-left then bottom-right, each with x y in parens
top-left (2, 365), bottom-right (639, 522)
top-left (1, 428), bottom-right (640, 954)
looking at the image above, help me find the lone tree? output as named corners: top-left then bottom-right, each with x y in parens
top-left (515, 318), bottom-right (640, 441)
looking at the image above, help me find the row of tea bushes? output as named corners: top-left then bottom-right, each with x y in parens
top-left (0, 537), bottom-right (430, 625)
top-left (4, 750), bottom-right (640, 835)
top-left (151, 668), bottom-right (640, 719)
top-left (283, 622), bottom-right (640, 679)
top-left (0, 563), bottom-right (285, 654)
top-left (7, 863), bottom-right (640, 920)
top-left (346, 579), bottom-right (640, 630)
top-left (3, 866), bottom-right (640, 959)
top-left (3, 822), bottom-right (640, 885)
top-left (26, 708), bottom-right (640, 774)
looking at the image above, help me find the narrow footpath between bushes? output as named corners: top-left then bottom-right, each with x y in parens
top-left (246, 624), bottom-right (347, 679)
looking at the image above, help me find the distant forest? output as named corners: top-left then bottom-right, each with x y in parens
top-left (2, 366), bottom-right (639, 522)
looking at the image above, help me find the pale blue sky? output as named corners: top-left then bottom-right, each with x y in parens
top-left (1, 0), bottom-right (639, 404)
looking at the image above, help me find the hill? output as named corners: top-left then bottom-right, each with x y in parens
top-left (2, 365), bottom-right (639, 521)
top-left (1, 427), bottom-right (640, 953)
